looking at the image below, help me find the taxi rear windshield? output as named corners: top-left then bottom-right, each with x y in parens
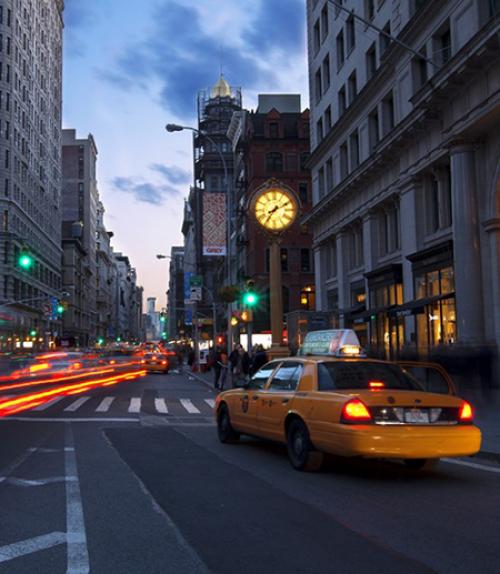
top-left (318, 362), bottom-right (423, 391)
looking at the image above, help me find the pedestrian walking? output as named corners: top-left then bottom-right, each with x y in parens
top-left (229, 344), bottom-right (250, 388)
top-left (218, 348), bottom-right (229, 391)
top-left (213, 346), bottom-right (222, 389)
top-left (250, 345), bottom-right (269, 375)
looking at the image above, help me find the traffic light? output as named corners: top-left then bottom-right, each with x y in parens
top-left (230, 316), bottom-right (239, 327)
top-left (18, 250), bottom-right (33, 270)
top-left (241, 310), bottom-right (253, 322)
top-left (57, 303), bottom-right (64, 315)
top-left (242, 279), bottom-right (258, 307)
top-left (160, 313), bottom-right (166, 324)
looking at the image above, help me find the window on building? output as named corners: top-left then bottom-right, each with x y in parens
top-left (425, 167), bottom-right (452, 233)
top-left (380, 21), bottom-right (391, 55)
top-left (349, 130), bottom-right (360, 170)
top-left (317, 118), bottom-right (324, 143)
top-left (315, 68), bottom-right (322, 103)
top-left (266, 152), bottom-right (283, 172)
top-left (378, 201), bottom-right (400, 256)
top-left (299, 183), bottom-right (309, 204)
top-left (300, 152), bottom-right (310, 171)
top-left (336, 30), bottom-right (345, 70)
top-left (347, 70), bottom-right (357, 106)
top-left (269, 122), bottom-right (279, 138)
top-left (313, 19), bottom-right (321, 54)
top-left (324, 105), bottom-right (332, 132)
top-left (322, 54), bottom-right (331, 92)
top-left (346, 15), bottom-right (355, 53)
top-left (368, 107), bottom-right (380, 151)
top-left (321, 3), bottom-right (329, 40)
top-left (281, 248), bottom-right (288, 272)
top-left (300, 248), bottom-right (311, 272)
top-left (326, 157), bottom-right (333, 190)
top-left (433, 23), bottom-right (451, 66)
top-left (366, 43), bottom-right (377, 80)
top-left (365, 0), bottom-right (375, 20)
top-left (338, 86), bottom-right (347, 116)
top-left (412, 48), bottom-right (428, 91)
top-left (381, 91), bottom-right (395, 136)
top-left (326, 239), bottom-right (337, 278)
top-left (300, 286), bottom-right (316, 310)
top-left (340, 142), bottom-right (348, 180)
top-left (348, 223), bottom-right (364, 269)
top-left (318, 166), bottom-right (325, 199)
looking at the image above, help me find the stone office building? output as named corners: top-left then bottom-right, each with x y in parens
top-left (306, 0), bottom-right (500, 377)
top-left (0, 0), bottom-right (64, 347)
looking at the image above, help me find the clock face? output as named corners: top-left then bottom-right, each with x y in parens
top-left (254, 188), bottom-right (298, 231)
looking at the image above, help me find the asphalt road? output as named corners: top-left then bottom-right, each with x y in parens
top-left (0, 369), bottom-right (499, 573)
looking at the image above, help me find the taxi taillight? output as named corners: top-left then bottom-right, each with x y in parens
top-left (161, 360), bottom-right (167, 365)
top-left (459, 401), bottom-right (473, 423)
top-left (341, 399), bottom-right (372, 424)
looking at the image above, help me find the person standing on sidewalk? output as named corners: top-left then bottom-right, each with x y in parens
top-left (218, 348), bottom-right (229, 391)
top-left (229, 344), bottom-right (250, 388)
top-left (213, 346), bottom-right (222, 389)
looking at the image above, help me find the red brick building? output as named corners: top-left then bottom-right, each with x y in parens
top-left (228, 95), bottom-right (315, 333)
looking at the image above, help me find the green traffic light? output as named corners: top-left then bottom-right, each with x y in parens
top-left (243, 292), bottom-right (258, 306)
top-left (160, 316), bottom-right (166, 323)
top-left (57, 305), bottom-right (64, 314)
top-left (30, 330), bottom-right (37, 337)
top-left (18, 254), bottom-right (33, 270)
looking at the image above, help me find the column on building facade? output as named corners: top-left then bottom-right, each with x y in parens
top-left (336, 231), bottom-right (350, 327)
top-left (313, 246), bottom-right (324, 311)
top-left (399, 179), bottom-right (420, 343)
top-left (485, 218), bottom-right (500, 343)
top-left (450, 143), bottom-right (484, 344)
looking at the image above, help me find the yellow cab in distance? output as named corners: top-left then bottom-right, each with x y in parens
top-left (215, 330), bottom-right (482, 471)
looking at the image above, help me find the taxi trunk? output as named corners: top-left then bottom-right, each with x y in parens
top-left (319, 390), bottom-right (481, 459)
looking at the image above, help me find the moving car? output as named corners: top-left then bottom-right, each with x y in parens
top-left (215, 330), bottom-right (481, 471)
top-left (141, 353), bottom-right (169, 374)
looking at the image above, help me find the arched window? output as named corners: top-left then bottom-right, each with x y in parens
top-left (266, 152), bottom-right (283, 172)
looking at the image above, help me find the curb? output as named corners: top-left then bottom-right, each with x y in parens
top-left (182, 368), bottom-right (214, 390)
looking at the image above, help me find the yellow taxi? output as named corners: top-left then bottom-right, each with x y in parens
top-left (140, 353), bottom-right (170, 374)
top-left (215, 330), bottom-right (481, 471)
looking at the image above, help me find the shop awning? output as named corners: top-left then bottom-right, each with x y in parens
top-left (388, 293), bottom-right (455, 318)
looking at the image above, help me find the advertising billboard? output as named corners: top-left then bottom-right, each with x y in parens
top-left (202, 193), bottom-right (226, 256)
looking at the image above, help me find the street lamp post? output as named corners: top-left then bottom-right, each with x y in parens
top-left (165, 123), bottom-right (233, 356)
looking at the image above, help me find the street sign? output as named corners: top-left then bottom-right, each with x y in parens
top-left (42, 302), bottom-right (51, 317)
top-left (190, 286), bottom-right (202, 301)
top-left (185, 309), bottom-right (193, 326)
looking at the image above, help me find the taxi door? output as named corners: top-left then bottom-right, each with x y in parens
top-left (257, 362), bottom-right (303, 441)
top-left (230, 362), bottom-right (281, 435)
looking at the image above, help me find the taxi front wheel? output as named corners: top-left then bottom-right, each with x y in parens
top-left (217, 405), bottom-right (240, 444)
top-left (286, 419), bottom-right (324, 472)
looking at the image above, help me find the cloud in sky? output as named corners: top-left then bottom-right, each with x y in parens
top-left (95, 0), bottom-right (306, 118)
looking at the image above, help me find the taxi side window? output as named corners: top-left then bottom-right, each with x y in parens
top-left (248, 362), bottom-right (280, 390)
top-left (317, 363), bottom-right (336, 390)
top-left (269, 362), bottom-right (303, 392)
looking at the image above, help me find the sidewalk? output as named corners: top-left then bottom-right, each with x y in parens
top-left (184, 366), bottom-right (500, 460)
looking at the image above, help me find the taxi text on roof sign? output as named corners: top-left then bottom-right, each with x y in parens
top-left (298, 329), bottom-right (365, 357)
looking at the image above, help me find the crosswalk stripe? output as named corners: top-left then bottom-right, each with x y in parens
top-left (205, 399), bottom-right (215, 408)
top-left (95, 397), bottom-right (115, 413)
top-left (64, 397), bottom-right (90, 412)
top-left (154, 398), bottom-right (168, 414)
top-left (180, 399), bottom-right (200, 414)
top-left (128, 398), bottom-right (141, 413)
top-left (33, 397), bottom-right (64, 411)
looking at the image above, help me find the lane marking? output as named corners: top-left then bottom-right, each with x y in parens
top-left (0, 445), bottom-right (41, 485)
top-left (443, 457), bottom-right (500, 475)
top-left (95, 397), bottom-right (114, 413)
top-left (204, 399), bottom-right (215, 409)
top-left (1, 476), bottom-right (77, 487)
top-left (0, 417), bottom-right (140, 423)
top-left (128, 398), bottom-right (141, 413)
top-left (65, 423), bottom-right (90, 573)
top-left (0, 532), bottom-right (66, 563)
top-left (180, 399), bottom-right (200, 414)
top-left (34, 396), bottom-right (64, 411)
top-left (64, 397), bottom-right (91, 413)
top-left (154, 398), bottom-right (168, 414)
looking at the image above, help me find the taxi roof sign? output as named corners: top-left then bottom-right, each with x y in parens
top-left (298, 329), bottom-right (365, 357)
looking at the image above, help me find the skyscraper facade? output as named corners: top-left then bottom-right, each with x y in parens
top-left (0, 0), bottom-right (64, 348)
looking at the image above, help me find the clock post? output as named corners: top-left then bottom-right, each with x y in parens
top-left (249, 179), bottom-right (300, 359)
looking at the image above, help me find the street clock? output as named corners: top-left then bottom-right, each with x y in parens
top-left (252, 184), bottom-right (299, 233)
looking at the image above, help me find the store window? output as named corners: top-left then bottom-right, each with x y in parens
top-left (300, 285), bottom-right (316, 310)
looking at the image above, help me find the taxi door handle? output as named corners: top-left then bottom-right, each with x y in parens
top-left (282, 398), bottom-right (290, 404)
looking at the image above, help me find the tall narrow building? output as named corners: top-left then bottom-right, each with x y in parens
top-left (61, 129), bottom-right (99, 344)
top-left (0, 0), bottom-right (64, 349)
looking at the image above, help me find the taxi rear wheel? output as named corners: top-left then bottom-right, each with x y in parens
top-left (217, 405), bottom-right (240, 444)
top-left (404, 458), bottom-right (438, 471)
top-left (286, 419), bottom-right (324, 472)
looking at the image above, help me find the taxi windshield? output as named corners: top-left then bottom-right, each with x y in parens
top-left (318, 362), bottom-right (424, 391)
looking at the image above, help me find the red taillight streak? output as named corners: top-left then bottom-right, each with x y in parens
top-left (0, 369), bottom-right (145, 417)
top-left (341, 399), bottom-right (372, 422)
top-left (0, 368), bottom-right (114, 393)
top-left (459, 401), bottom-right (473, 421)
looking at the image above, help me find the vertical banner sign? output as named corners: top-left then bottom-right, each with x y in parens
top-left (202, 193), bottom-right (226, 256)
top-left (184, 272), bottom-right (193, 304)
top-left (185, 308), bottom-right (193, 326)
